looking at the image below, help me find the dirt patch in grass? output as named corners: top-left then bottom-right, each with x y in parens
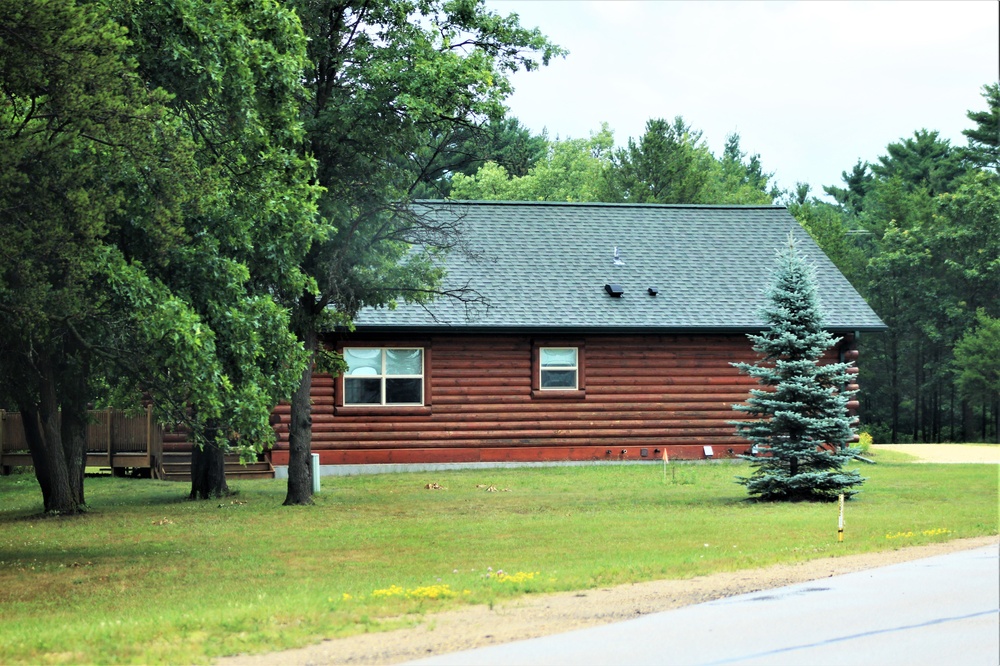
top-left (871, 444), bottom-right (1000, 464)
top-left (217, 535), bottom-right (998, 666)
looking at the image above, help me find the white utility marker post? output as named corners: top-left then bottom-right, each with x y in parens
top-left (838, 493), bottom-right (845, 542)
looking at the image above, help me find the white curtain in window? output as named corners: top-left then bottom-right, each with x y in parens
top-left (541, 348), bottom-right (577, 367)
top-left (386, 349), bottom-right (422, 375)
top-left (345, 348), bottom-right (381, 375)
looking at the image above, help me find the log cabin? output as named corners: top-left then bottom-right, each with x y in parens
top-left (268, 201), bottom-right (885, 475)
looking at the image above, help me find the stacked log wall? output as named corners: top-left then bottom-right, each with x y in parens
top-left (269, 333), bottom-right (857, 465)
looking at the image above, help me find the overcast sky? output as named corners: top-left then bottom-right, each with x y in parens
top-left (484, 0), bottom-right (999, 199)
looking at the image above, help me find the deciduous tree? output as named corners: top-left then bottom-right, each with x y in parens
top-left (0, 0), bottom-right (319, 510)
top-left (115, 0), bottom-right (320, 499)
top-left (450, 124), bottom-right (613, 201)
top-left (413, 116), bottom-right (548, 198)
top-left (281, 0), bottom-right (561, 505)
top-left (0, 0), bottom-right (173, 512)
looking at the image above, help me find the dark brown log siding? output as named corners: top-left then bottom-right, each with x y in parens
top-left (269, 333), bottom-right (855, 465)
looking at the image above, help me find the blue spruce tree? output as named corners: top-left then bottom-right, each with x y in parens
top-left (732, 235), bottom-right (865, 501)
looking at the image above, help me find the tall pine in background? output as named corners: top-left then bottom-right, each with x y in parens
top-left (732, 235), bottom-right (864, 501)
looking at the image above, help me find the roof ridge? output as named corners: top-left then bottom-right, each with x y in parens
top-left (412, 200), bottom-right (786, 211)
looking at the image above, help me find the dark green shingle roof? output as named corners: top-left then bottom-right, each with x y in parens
top-left (352, 201), bottom-right (886, 332)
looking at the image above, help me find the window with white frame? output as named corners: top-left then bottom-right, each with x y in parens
top-left (343, 348), bottom-right (423, 405)
top-left (539, 347), bottom-right (578, 390)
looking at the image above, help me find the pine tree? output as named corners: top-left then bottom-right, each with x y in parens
top-left (732, 235), bottom-right (865, 501)
top-left (963, 82), bottom-right (1000, 173)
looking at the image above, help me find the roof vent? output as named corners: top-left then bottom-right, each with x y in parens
top-left (612, 246), bottom-right (625, 267)
top-left (605, 283), bottom-right (624, 297)
top-left (647, 287), bottom-right (659, 297)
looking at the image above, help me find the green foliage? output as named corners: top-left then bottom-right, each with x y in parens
top-left (0, 462), bottom-right (995, 663)
top-left (280, 0), bottom-right (563, 503)
top-left (857, 431), bottom-right (873, 452)
top-left (802, 88), bottom-right (1000, 444)
top-left (474, 117), bottom-right (550, 178)
top-left (823, 160), bottom-right (874, 216)
top-left (788, 199), bottom-right (866, 279)
top-left (0, 0), bottom-right (321, 509)
top-left (732, 236), bottom-right (864, 501)
top-left (932, 171), bottom-right (1000, 315)
top-left (872, 130), bottom-right (968, 197)
top-left (412, 116), bottom-right (549, 198)
top-left (452, 118), bottom-right (778, 205)
top-left (953, 310), bottom-right (1000, 401)
top-left (293, 0), bottom-right (564, 320)
top-left (963, 82), bottom-right (1000, 173)
top-left (103, 0), bottom-right (319, 452)
top-left (603, 119), bottom-right (778, 204)
top-left (856, 171), bottom-right (998, 442)
top-left (604, 117), bottom-right (716, 204)
top-left (0, 0), bottom-right (149, 341)
top-left (706, 132), bottom-right (781, 204)
top-left (0, 0), bottom-right (189, 510)
top-left (790, 182), bottom-right (812, 206)
top-left (450, 124), bottom-right (614, 201)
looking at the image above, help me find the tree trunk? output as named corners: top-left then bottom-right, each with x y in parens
top-left (949, 384), bottom-right (955, 441)
top-left (189, 421), bottom-right (229, 499)
top-left (889, 336), bottom-right (900, 443)
top-left (994, 395), bottom-right (999, 444)
top-left (912, 345), bottom-right (921, 442)
top-left (60, 375), bottom-right (88, 507)
top-left (61, 401), bottom-right (88, 507)
top-left (960, 399), bottom-right (976, 442)
top-left (20, 407), bottom-right (52, 506)
top-left (982, 397), bottom-right (988, 442)
top-left (20, 356), bottom-right (82, 514)
top-left (284, 325), bottom-right (315, 506)
top-left (932, 379), bottom-right (941, 443)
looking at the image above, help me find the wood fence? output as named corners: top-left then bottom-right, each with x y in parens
top-left (0, 407), bottom-right (163, 475)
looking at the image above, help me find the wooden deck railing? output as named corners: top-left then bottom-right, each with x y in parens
top-left (0, 407), bottom-right (163, 474)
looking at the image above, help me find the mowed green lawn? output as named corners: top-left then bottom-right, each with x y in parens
top-left (1, 451), bottom-right (997, 664)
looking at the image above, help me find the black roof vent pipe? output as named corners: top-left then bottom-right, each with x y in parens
top-left (648, 287), bottom-right (659, 296)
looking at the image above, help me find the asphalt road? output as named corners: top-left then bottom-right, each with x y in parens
top-left (407, 545), bottom-right (1000, 666)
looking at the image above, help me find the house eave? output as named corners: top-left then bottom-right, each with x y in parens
top-left (335, 323), bottom-right (889, 336)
